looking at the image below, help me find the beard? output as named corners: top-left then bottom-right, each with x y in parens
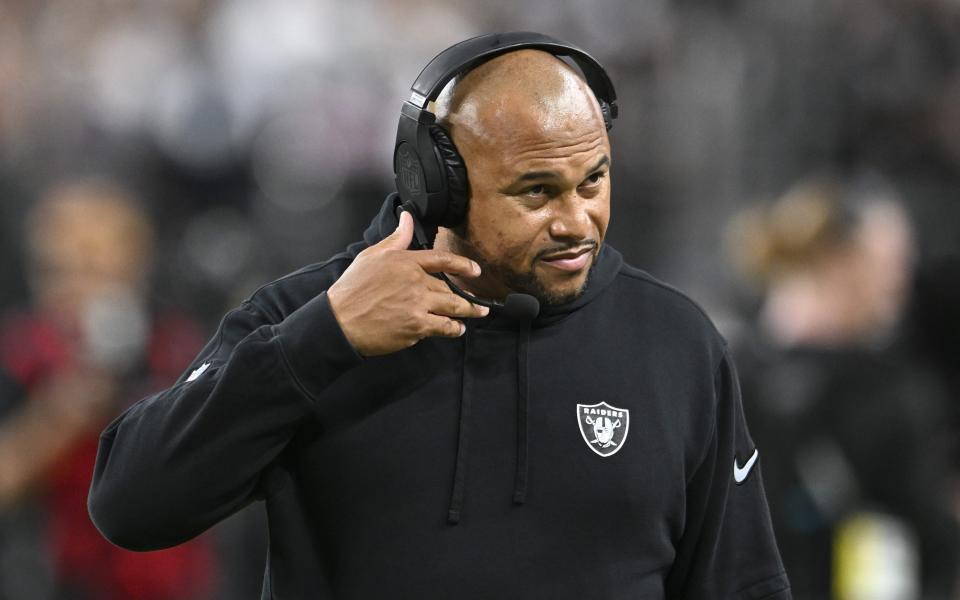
top-left (476, 254), bottom-right (594, 307)
top-left (453, 230), bottom-right (598, 308)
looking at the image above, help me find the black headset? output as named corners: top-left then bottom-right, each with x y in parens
top-left (392, 31), bottom-right (618, 241)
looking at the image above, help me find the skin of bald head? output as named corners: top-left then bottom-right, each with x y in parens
top-left (432, 49), bottom-right (612, 306)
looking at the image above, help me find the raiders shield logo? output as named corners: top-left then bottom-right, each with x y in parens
top-left (396, 145), bottom-right (423, 194)
top-left (577, 402), bottom-right (630, 457)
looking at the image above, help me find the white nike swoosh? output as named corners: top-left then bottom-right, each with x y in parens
top-left (187, 362), bottom-right (210, 382)
top-left (733, 448), bottom-right (759, 484)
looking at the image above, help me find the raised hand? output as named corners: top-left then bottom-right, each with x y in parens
top-left (327, 212), bottom-right (489, 356)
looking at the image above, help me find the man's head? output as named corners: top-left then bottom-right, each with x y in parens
top-left (433, 49), bottom-right (612, 307)
top-left (26, 179), bottom-right (154, 334)
top-left (727, 175), bottom-right (915, 346)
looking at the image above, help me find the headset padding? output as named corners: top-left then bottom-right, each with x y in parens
top-left (428, 124), bottom-right (470, 227)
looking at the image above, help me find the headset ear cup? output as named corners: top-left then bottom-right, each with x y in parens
top-left (428, 124), bottom-right (470, 227)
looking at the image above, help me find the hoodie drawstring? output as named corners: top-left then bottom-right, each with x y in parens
top-left (513, 325), bottom-right (530, 505)
top-left (447, 332), bottom-right (471, 525)
top-left (447, 322), bottom-right (532, 525)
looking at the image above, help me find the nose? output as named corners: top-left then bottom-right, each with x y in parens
top-left (547, 195), bottom-right (594, 242)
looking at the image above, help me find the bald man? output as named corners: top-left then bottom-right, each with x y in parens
top-left (89, 40), bottom-right (790, 599)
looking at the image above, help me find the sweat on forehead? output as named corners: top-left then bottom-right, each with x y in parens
top-left (433, 49), bottom-right (605, 141)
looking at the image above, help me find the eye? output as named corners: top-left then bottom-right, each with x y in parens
top-left (523, 184), bottom-right (547, 197)
top-left (581, 171), bottom-right (606, 187)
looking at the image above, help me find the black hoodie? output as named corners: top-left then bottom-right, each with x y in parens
top-left (89, 197), bottom-right (790, 599)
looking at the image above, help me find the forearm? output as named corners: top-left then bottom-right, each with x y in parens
top-left (0, 369), bottom-right (115, 509)
top-left (0, 397), bottom-right (86, 507)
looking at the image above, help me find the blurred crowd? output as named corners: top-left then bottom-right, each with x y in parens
top-left (1, 0), bottom-right (959, 598)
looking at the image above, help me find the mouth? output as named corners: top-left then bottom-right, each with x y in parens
top-left (538, 244), bottom-right (596, 273)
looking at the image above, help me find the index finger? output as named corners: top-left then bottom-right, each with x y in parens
top-left (408, 250), bottom-right (481, 277)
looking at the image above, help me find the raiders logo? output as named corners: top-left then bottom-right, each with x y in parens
top-left (577, 402), bottom-right (630, 457)
top-left (396, 145), bottom-right (423, 195)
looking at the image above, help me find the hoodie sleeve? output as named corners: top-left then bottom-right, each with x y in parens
top-left (88, 291), bottom-right (362, 551)
top-left (665, 347), bottom-right (792, 600)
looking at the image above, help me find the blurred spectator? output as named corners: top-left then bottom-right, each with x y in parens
top-left (727, 174), bottom-right (959, 600)
top-left (0, 179), bottom-right (218, 599)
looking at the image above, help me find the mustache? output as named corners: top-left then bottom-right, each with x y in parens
top-left (535, 240), bottom-right (599, 261)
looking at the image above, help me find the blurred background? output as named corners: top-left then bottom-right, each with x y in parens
top-left (1, 0), bottom-right (959, 598)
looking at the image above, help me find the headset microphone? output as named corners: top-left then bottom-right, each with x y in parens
top-left (499, 292), bottom-right (540, 321)
top-left (441, 272), bottom-right (540, 322)
top-left (395, 201), bottom-right (540, 321)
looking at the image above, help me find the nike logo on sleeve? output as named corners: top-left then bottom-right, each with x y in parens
top-left (733, 449), bottom-right (759, 484)
top-left (187, 362), bottom-right (211, 382)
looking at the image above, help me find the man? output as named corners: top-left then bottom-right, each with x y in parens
top-left (89, 40), bottom-right (790, 599)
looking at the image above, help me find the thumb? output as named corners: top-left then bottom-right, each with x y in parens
top-left (380, 210), bottom-right (414, 250)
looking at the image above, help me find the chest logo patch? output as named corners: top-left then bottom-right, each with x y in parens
top-left (577, 402), bottom-right (630, 457)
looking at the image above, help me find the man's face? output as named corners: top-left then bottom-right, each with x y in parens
top-left (448, 106), bottom-right (611, 307)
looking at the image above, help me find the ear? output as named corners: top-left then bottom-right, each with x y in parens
top-left (428, 124), bottom-right (470, 228)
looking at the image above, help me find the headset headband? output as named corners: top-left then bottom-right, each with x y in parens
top-left (404, 31), bottom-right (618, 118)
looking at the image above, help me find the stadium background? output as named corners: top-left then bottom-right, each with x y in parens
top-left (1, 1), bottom-right (959, 598)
